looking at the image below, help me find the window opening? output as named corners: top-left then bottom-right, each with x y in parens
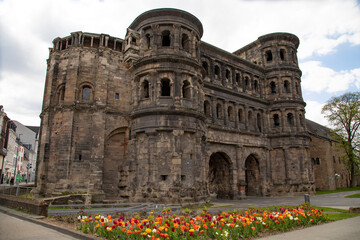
top-left (270, 81), bottom-right (277, 94)
top-left (58, 86), bottom-right (65, 103)
top-left (287, 113), bottom-right (294, 126)
top-left (162, 31), bottom-right (171, 47)
top-left (93, 38), bottom-right (100, 48)
top-left (115, 93), bottom-right (119, 100)
top-left (245, 76), bottom-right (249, 87)
top-left (216, 103), bottom-right (223, 119)
top-left (280, 49), bottom-right (285, 60)
top-left (238, 109), bottom-right (243, 122)
top-left (161, 175), bottom-right (168, 181)
top-left (204, 101), bottom-right (211, 116)
top-left (81, 86), bottom-right (91, 100)
top-left (214, 65), bottom-right (220, 79)
top-left (142, 80), bottom-right (149, 99)
top-left (161, 79), bottom-right (171, 96)
top-left (228, 106), bottom-right (234, 121)
top-left (131, 37), bottom-right (136, 45)
top-left (266, 50), bottom-right (273, 62)
top-left (145, 34), bottom-right (151, 49)
top-left (274, 114), bottom-right (280, 127)
top-left (202, 61), bottom-right (209, 76)
top-left (115, 42), bottom-right (122, 51)
top-left (83, 36), bottom-right (91, 47)
top-left (284, 81), bottom-right (290, 93)
top-left (248, 111), bottom-right (253, 127)
top-left (236, 73), bottom-right (240, 85)
top-left (225, 69), bottom-right (230, 80)
top-left (181, 34), bottom-right (190, 51)
top-left (254, 80), bottom-right (258, 92)
top-left (108, 39), bottom-right (114, 49)
top-left (257, 113), bottom-right (262, 132)
top-left (182, 80), bottom-right (191, 99)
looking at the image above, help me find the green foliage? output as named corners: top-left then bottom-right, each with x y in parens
top-left (322, 92), bottom-right (360, 187)
top-left (315, 186), bottom-right (360, 195)
top-left (345, 193), bottom-right (360, 198)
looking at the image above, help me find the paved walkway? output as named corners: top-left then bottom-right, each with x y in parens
top-left (0, 190), bottom-right (359, 239)
top-left (258, 216), bottom-right (360, 240)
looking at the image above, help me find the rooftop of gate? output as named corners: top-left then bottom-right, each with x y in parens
top-left (129, 8), bottom-right (204, 38)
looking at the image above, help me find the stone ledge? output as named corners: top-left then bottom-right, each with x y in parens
top-left (0, 193), bottom-right (48, 216)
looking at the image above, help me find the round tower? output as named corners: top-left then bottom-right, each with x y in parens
top-left (125, 9), bottom-right (207, 202)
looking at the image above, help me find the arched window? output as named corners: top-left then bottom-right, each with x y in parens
top-left (284, 81), bottom-right (290, 93)
top-left (181, 34), bottom-right (190, 52)
top-left (225, 69), bottom-right (230, 81)
top-left (145, 34), bottom-right (151, 49)
top-left (182, 80), bottom-right (191, 99)
top-left (58, 85), bottom-right (65, 103)
top-left (280, 49), bottom-right (286, 60)
top-left (238, 108), bottom-right (243, 123)
top-left (254, 80), bottom-right (258, 92)
top-left (202, 61), bottom-right (209, 76)
top-left (162, 30), bottom-right (171, 47)
top-left (236, 73), bottom-right (241, 85)
top-left (228, 106), bottom-right (234, 121)
top-left (244, 76), bottom-right (249, 90)
top-left (266, 50), bottom-right (273, 62)
top-left (161, 78), bottom-right (171, 96)
top-left (81, 85), bottom-right (92, 101)
top-left (214, 65), bottom-right (220, 79)
top-left (248, 111), bottom-right (253, 127)
top-left (273, 114), bottom-right (280, 127)
top-left (270, 81), bottom-right (277, 94)
top-left (257, 113), bottom-right (262, 132)
top-left (287, 113), bottom-right (294, 126)
top-left (141, 80), bottom-right (149, 99)
top-left (204, 101), bottom-right (211, 116)
top-left (216, 103), bottom-right (223, 119)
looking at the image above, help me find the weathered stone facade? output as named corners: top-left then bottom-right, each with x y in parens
top-left (306, 119), bottom-right (350, 190)
top-left (36, 9), bottom-right (316, 203)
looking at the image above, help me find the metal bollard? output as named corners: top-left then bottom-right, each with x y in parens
top-left (304, 194), bottom-right (310, 205)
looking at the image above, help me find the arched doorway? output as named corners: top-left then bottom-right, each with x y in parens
top-left (245, 154), bottom-right (261, 196)
top-left (208, 152), bottom-right (233, 199)
top-left (103, 129), bottom-right (127, 199)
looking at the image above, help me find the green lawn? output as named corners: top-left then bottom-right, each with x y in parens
top-left (311, 206), bottom-right (360, 221)
top-left (315, 186), bottom-right (360, 195)
top-left (345, 193), bottom-right (360, 198)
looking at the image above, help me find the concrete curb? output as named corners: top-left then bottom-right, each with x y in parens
top-left (0, 205), bottom-right (100, 240)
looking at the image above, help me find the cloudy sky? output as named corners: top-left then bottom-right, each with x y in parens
top-left (0, 0), bottom-right (359, 127)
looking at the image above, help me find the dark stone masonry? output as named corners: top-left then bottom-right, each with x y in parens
top-left (36, 8), bottom-right (317, 203)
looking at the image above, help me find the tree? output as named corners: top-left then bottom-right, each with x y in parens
top-left (322, 92), bottom-right (360, 187)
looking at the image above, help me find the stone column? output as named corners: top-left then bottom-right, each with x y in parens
top-left (234, 104), bottom-right (239, 129)
top-left (244, 105), bottom-right (249, 130)
top-left (280, 109), bottom-right (285, 132)
top-left (211, 97), bottom-right (217, 123)
top-left (224, 101), bottom-right (228, 126)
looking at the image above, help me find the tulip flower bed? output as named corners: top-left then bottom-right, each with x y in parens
top-left (77, 205), bottom-right (327, 239)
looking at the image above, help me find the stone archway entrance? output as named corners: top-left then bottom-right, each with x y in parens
top-left (208, 152), bottom-right (233, 199)
top-left (103, 129), bottom-right (127, 199)
top-left (245, 154), bottom-right (261, 196)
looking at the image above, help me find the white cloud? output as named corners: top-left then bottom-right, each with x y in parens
top-left (305, 100), bottom-right (329, 127)
top-left (0, 0), bottom-right (360, 126)
top-left (301, 61), bottom-right (360, 93)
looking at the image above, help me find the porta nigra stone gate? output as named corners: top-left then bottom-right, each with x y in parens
top-left (36, 8), bottom-right (315, 203)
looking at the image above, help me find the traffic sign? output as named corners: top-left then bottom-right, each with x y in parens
top-left (16, 176), bottom-right (23, 181)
